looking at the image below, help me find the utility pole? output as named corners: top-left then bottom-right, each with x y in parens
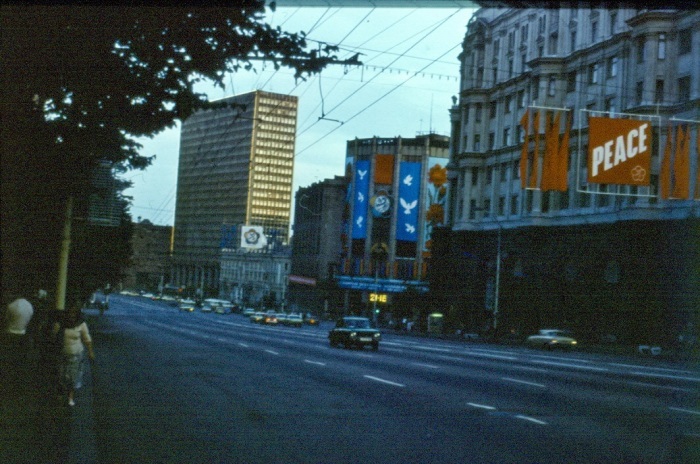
top-left (55, 196), bottom-right (74, 311)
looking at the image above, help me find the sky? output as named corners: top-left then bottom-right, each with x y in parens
top-left (121, 6), bottom-right (477, 226)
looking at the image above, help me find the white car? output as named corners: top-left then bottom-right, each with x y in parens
top-left (525, 329), bottom-right (578, 350)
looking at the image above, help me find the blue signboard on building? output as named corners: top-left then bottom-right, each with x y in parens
top-left (351, 160), bottom-right (370, 239)
top-left (396, 162), bottom-right (421, 242)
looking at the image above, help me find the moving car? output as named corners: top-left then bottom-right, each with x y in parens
top-left (305, 314), bottom-right (320, 326)
top-left (250, 312), bottom-right (265, 323)
top-left (178, 299), bottom-right (196, 312)
top-left (525, 329), bottom-right (578, 350)
top-left (329, 316), bottom-right (381, 351)
top-left (242, 308), bottom-right (255, 317)
top-left (263, 311), bottom-right (279, 325)
top-left (284, 313), bottom-right (303, 327)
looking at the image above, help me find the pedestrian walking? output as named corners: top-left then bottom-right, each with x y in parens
top-left (1, 292), bottom-right (36, 389)
top-left (53, 298), bottom-right (95, 407)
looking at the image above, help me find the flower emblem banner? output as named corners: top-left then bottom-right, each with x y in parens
top-left (587, 116), bottom-right (652, 185)
top-left (351, 160), bottom-right (370, 239)
top-left (423, 160), bottom-right (448, 255)
top-left (396, 162), bottom-right (422, 242)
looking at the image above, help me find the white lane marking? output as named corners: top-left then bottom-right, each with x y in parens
top-left (623, 380), bottom-right (694, 393)
top-left (265, 350), bottom-right (279, 355)
top-left (412, 362), bottom-right (440, 369)
top-left (515, 415), bottom-right (548, 425)
top-left (502, 377), bottom-right (546, 388)
top-left (363, 375), bottom-right (405, 387)
top-left (510, 365), bottom-right (550, 373)
top-left (531, 360), bottom-right (608, 372)
top-left (304, 359), bottom-right (326, 366)
top-left (669, 407), bottom-right (700, 416)
top-left (531, 355), bottom-right (593, 363)
top-left (467, 403), bottom-right (496, 410)
top-left (610, 363), bottom-right (694, 374)
top-left (631, 372), bottom-right (700, 382)
top-left (465, 352), bottom-right (517, 361)
top-left (238, 343), bottom-right (249, 348)
top-left (413, 346), bottom-right (453, 353)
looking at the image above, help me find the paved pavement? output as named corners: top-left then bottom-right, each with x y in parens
top-left (1, 327), bottom-right (97, 464)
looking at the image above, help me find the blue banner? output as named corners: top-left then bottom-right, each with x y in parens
top-left (351, 160), bottom-right (370, 239)
top-left (396, 162), bottom-right (422, 241)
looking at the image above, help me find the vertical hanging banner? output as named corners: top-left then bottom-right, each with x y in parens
top-left (587, 116), bottom-right (652, 185)
top-left (396, 162), bottom-right (421, 242)
top-left (661, 123), bottom-right (695, 200)
top-left (423, 159), bottom-right (448, 255)
top-left (520, 108), bottom-right (571, 191)
top-left (351, 160), bottom-right (370, 239)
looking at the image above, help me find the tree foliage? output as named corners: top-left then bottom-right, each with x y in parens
top-left (1, 2), bottom-right (354, 302)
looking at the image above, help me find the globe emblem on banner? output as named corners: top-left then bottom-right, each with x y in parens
top-left (370, 193), bottom-right (391, 218)
top-left (244, 228), bottom-right (261, 245)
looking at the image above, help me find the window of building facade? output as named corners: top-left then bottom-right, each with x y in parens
top-left (532, 77), bottom-right (540, 100)
top-left (513, 160), bottom-right (520, 179)
top-left (475, 103), bottom-right (482, 122)
top-left (485, 165), bottom-right (492, 184)
top-left (570, 30), bottom-right (577, 53)
top-left (678, 28), bottom-right (691, 55)
top-left (518, 89), bottom-right (526, 108)
top-left (538, 45), bottom-right (544, 58)
top-left (588, 63), bottom-right (599, 84)
top-left (609, 12), bottom-right (617, 36)
top-left (474, 134), bottom-right (481, 151)
top-left (471, 167), bottom-right (478, 185)
top-left (605, 96), bottom-right (616, 114)
top-left (548, 76), bottom-right (557, 96)
top-left (591, 21), bottom-right (598, 43)
top-left (510, 194), bottom-right (519, 215)
top-left (498, 196), bottom-right (506, 216)
top-left (678, 76), bottom-right (691, 102)
top-left (488, 132), bottom-right (495, 150)
top-left (636, 36), bottom-right (645, 63)
top-left (490, 101), bottom-right (497, 119)
top-left (503, 127), bottom-right (511, 146)
top-left (567, 71), bottom-right (577, 93)
top-left (492, 66), bottom-right (498, 84)
top-left (508, 30), bottom-right (515, 50)
top-left (508, 59), bottom-right (514, 78)
top-left (477, 67), bottom-right (484, 87)
top-left (538, 16), bottom-right (546, 36)
top-left (636, 81), bottom-right (644, 105)
top-left (521, 23), bottom-right (529, 42)
top-left (655, 79), bottom-right (664, 104)
top-left (505, 95), bottom-right (513, 113)
top-left (548, 33), bottom-right (558, 55)
top-left (517, 125), bottom-right (524, 143)
top-left (483, 199), bottom-right (491, 217)
top-left (521, 53), bottom-right (528, 72)
top-left (469, 199), bottom-right (477, 219)
top-left (500, 163), bottom-right (508, 182)
top-left (493, 39), bottom-right (500, 58)
top-left (658, 33), bottom-right (666, 60)
top-left (607, 56), bottom-right (618, 78)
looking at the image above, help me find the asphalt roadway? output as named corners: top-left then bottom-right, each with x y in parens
top-left (2, 295), bottom-right (698, 463)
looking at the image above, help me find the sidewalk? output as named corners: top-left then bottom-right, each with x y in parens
top-left (0, 344), bottom-right (97, 464)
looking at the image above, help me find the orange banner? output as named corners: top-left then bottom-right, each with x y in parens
top-left (587, 117), bottom-right (652, 185)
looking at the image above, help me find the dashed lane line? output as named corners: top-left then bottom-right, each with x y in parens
top-left (467, 403), bottom-right (497, 410)
top-left (515, 415), bottom-right (548, 425)
top-left (304, 359), bottom-right (326, 366)
top-left (363, 375), bottom-right (405, 387)
top-left (265, 349), bottom-right (279, 355)
top-left (501, 377), bottom-right (547, 388)
top-left (669, 407), bottom-right (700, 416)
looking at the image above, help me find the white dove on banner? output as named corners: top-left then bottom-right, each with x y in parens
top-left (400, 198), bottom-right (417, 215)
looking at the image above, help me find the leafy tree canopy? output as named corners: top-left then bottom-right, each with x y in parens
top-left (1, 2), bottom-right (355, 301)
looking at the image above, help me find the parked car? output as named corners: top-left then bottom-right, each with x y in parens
top-left (250, 312), bottom-right (265, 323)
top-left (178, 299), bottom-right (196, 312)
top-left (525, 329), bottom-right (578, 350)
top-left (329, 316), bottom-right (381, 351)
top-left (276, 313), bottom-right (288, 325)
top-left (242, 308), bottom-right (255, 317)
top-left (284, 313), bottom-right (303, 327)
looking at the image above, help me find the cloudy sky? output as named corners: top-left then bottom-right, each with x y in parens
top-left (122, 6), bottom-right (477, 225)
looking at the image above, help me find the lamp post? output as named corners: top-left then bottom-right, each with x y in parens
top-left (493, 224), bottom-right (502, 332)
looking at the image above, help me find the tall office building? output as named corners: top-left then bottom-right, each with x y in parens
top-left (172, 90), bottom-right (298, 295)
top-left (440, 7), bottom-right (699, 343)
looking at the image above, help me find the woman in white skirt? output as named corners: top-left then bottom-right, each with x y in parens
top-left (54, 300), bottom-right (95, 406)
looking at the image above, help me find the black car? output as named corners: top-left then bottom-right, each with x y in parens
top-left (328, 316), bottom-right (381, 351)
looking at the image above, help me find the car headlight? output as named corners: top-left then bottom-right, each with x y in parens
top-left (349, 332), bottom-right (357, 338)
top-left (373, 333), bottom-right (381, 339)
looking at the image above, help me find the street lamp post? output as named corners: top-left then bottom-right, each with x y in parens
top-left (493, 224), bottom-right (501, 332)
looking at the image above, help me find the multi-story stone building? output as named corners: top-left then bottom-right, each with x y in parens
top-left (440, 6), bottom-right (699, 345)
top-left (121, 219), bottom-right (172, 292)
top-left (171, 90), bottom-right (297, 297)
top-left (288, 176), bottom-right (348, 315)
top-left (338, 134), bottom-right (450, 322)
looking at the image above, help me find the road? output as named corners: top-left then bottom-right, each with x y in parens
top-left (87, 295), bottom-right (699, 463)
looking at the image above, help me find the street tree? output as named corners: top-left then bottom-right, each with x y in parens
top-left (1, 2), bottom-right (357, 302)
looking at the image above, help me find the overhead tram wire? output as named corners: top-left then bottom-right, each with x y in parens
top-left (298, 8), bottom-right (419, 129)
top-left (296, 8), bottom-right (461, 138)
top-left (296, 40), bottom-right (462, 159)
